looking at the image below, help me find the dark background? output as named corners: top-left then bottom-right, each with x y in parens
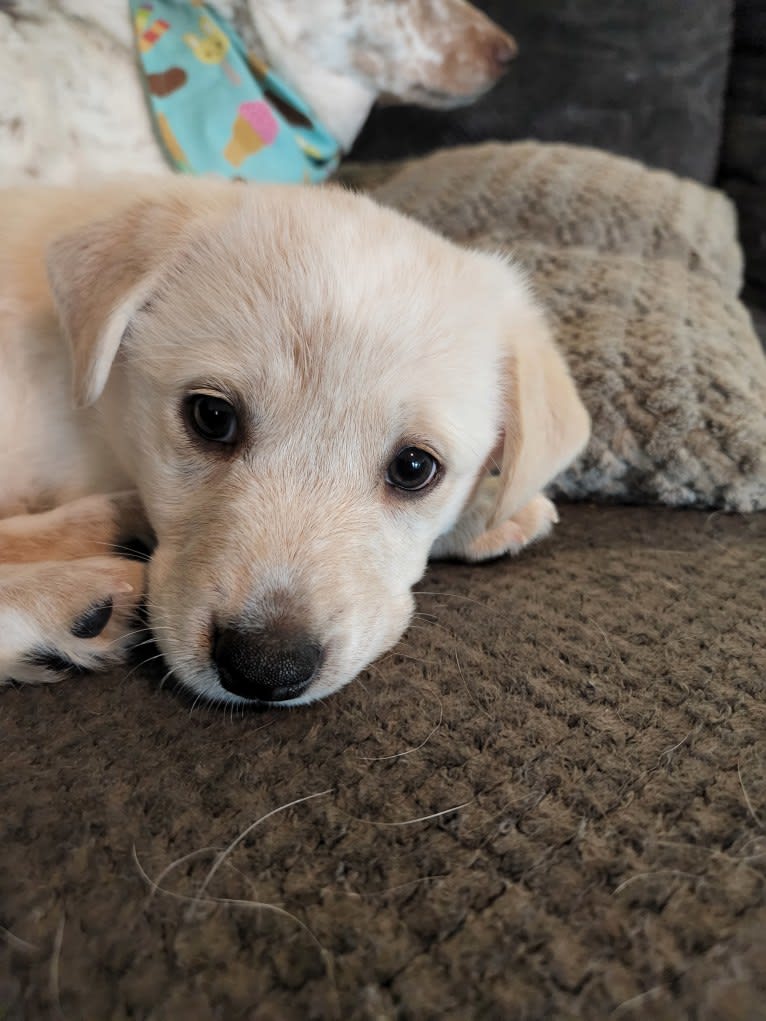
top-left (351, 0), bottom-right (766, 330)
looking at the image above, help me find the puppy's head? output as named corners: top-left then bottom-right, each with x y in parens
top-left (47, 180), bottom-right (587, 706)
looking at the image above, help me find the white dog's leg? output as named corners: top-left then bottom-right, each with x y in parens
top-left (0, 493), bottom-right (150, 683)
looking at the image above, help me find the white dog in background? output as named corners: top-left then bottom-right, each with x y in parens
top-left (0, 178), bottom-right (589, 704)
top-left (0, 0), bottom-right (516, 184)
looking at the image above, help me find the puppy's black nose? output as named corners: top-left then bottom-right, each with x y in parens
top-left (213, 627), bottom-right (321, 702)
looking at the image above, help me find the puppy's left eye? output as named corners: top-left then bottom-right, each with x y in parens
top-left (186, 394), bottom-right (239, 444)
top-left (386, 446), bottom-right (439, 492)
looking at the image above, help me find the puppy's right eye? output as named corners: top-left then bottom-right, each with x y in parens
top-left (386, 446), bottom-right (440, 492)
top-left (186, 394), bottom-right (239, 445)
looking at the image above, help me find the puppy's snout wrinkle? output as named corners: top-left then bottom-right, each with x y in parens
top-left (213, 626), bottom-right (322, 703)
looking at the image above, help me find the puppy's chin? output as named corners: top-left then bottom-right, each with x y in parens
top-left (155, 654), bottom-right (351, 710)
top-left (166, 666), bottom-right (330, 710)
top-left (148, 592), bottom-right (415, 710)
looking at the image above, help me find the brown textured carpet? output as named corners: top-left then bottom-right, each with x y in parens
top-left (2, 505), bottom-right (765, 1020)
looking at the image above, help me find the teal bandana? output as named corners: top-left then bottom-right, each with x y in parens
top-left (129, 0), bottom-right (341, 183)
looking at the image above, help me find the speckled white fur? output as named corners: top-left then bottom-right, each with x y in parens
top-left (0, 0), bottom-right (515, 183)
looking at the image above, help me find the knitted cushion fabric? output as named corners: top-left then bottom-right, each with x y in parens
top-left (339, 142), bottom-right (766, 511)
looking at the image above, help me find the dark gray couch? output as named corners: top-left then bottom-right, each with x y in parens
top-left (351, 0), bottom-right (766, 336)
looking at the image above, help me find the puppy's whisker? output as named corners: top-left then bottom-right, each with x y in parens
top-left (379, 649), bottom-right (437, 668)
top-left (188, 691), bottom-right (207, 716)
top-left (102, 625), bottom-right (171, 652)
top-left (408, 616), bottom-right (460, 640)
top-left (121, 651), bottom-right (168, 681)
top-left (89, 540), bottom-right (153, 561)
top-left (127, 636), bottom-right (164, 653)
top-left (415, 590), bottom-right (491, 610)
top-left (157, 665), bottom-right (175, 687)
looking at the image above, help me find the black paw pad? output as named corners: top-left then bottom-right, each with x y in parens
top-left (71, 598), bottom-right (113, 639)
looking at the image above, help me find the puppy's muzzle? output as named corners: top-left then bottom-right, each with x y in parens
top-left (213, 626), bottom-right (322, 702)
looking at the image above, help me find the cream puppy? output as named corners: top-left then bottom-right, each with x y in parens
top-left (0, 179), bottom-right (589, 705)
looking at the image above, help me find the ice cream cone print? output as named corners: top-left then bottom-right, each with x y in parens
top-left (223, 102), bottom-right (279, 167)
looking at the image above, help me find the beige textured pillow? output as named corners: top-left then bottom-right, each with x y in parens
top-left (339, 143), bottom-right (766, 511)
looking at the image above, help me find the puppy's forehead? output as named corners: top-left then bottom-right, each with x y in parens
top-left (142, 186), bottom-right (509, 425)
top-left (200, 186), bottom-right (493, 334)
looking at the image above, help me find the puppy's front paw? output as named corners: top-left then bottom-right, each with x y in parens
top-left (464, 493), bottom-right (558, 561)
top-left (431, 479), bottom-right (559, 563)
top-left (0, 556), bottom-right (146, 684)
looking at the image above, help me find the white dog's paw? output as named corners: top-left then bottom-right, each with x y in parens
top-left (432, 479), bottom-right (559, 563)
top-left (0, 556), bottom-right (146, 684)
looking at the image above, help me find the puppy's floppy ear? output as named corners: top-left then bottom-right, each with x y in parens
top-left (490, 303), bottom-right (590, 529)
top-left (432, 301), bottom-right (589, 563)
top-left (46, 195), bottom-right (194, 407)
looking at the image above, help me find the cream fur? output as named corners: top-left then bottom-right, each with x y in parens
top-left (0, 178), bottom-right (589, 703)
